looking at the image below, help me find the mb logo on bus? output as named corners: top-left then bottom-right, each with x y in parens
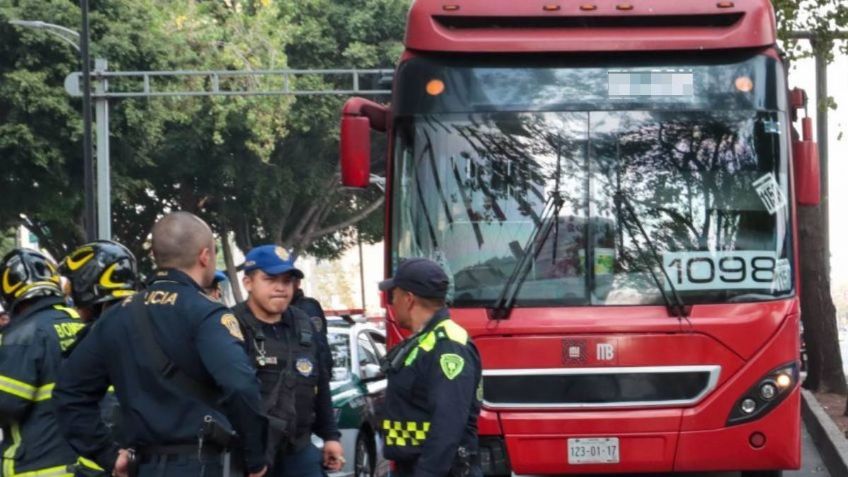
top-left (597, 343), bottom-right (615, 361)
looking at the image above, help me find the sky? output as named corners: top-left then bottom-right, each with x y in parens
top-left (789, 47), bottom-right (848, 287)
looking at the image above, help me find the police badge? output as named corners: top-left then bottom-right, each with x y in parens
top-left (274, 247), bottom-right (289, 261)
top-left (295, 357), bottom-right (314, 377)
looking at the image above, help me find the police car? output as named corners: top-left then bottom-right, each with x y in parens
top-left (315, 317), bottom-right (389, 477)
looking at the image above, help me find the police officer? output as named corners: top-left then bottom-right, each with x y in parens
top-left (378, 258), bottom-right (482, 477)
top-left (0, 248), bottom-right (84, 476)
top-left (291, 276), bottom-right (327, 335)
top-left (232, 245), bottom-right (343, 476)
top-left (203, 270), bottom-right (229, 303)
top-left (59, 240), bottom-right (140, 476)
top-left (53, 212), bottom-right (268, 477)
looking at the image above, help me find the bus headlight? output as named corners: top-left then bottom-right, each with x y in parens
top-left (741, 398), bottom-right (757, 414)
top-left (727, 362), bottom-right (798, 426)
top-left (759, 382), bottom-right (777, 400)
top-left (776, 373), bottom-right (792, 388)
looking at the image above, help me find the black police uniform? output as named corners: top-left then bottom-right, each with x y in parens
top-left (53, 269), bottom-right (267, 476)
top-left (291, 290), bottom-right (327, 335)
top-left (382, 308), bottom-right (482, 477)
top-left (62, 306), bottom-right (127, 477)
top-left (0, 296), bottom-right (85, 477)
top-left (232, 302), bottom-right (340, 475)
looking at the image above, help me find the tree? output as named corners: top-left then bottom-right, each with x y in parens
top-left (220, 0), bottom-right (408, 258)
top-left (0, 1), bottom-right (89, 255)
top-left (1, 0), bottom-right (408, 273)
top-left (107, 0), bottom-right (294, 271)
top-left (773, 0), bottom-right (848, 395)
top-left (1, 0), bottom-right (293, 263)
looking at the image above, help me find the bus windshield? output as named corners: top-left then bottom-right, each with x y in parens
top-left (390, 54), bottom-right (793, 307)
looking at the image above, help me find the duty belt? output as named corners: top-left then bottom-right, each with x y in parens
top-left (136, 443), bottom-right (224, 463)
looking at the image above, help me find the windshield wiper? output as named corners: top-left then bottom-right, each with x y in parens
top-left (613, 191), bottom-right (689, 320)
top-left (488, 191), bottom-right (564, 320)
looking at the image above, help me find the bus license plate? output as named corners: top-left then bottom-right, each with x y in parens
top-left (567, 438), bottom-right (620, 464)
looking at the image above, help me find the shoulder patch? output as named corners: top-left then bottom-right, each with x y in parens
top-left (221, 313), bottom-right (244, 341)
top-left (436, 320), bottom-right (468, 345)
top-left (440, 353), bottom-right (465, 380)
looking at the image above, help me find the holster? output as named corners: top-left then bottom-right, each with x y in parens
top-left (200, 415), bottom-right (237, 449)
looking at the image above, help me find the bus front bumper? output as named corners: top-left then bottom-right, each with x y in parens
top-left (479, 385), bottom-right (800, 475)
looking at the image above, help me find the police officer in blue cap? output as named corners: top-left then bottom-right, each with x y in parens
top-left (379, 258), bottom-right (482, 477)
top-left (54, 212), bottom-right (268, 477)
top-left (204, 270), bottom-right (230, 303)
top-left (233, 245), bottom-right (344, 476)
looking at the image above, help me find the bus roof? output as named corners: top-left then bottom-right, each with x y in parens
top-left (405, 0), bottom-right (776, 54)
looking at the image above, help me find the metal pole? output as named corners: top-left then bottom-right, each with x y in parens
top-left (358, 230), bottom-right (366, 310)
top-left (80, 0), bottom-right (96, 241)
top-left (95, 58), bottom-right (111, 239)
top-left (814, 44), bottom-right (829, 274)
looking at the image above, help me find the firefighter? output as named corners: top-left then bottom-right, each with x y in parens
top-left (378, 258), bottom-right (482, 477)
top-left (0, 248), bottom-right (83, 476)
top-left (232, 245), bottom-right (344, 476)
top-left (60, 240), bottom-right (138, 322)
top-left (53, 212), bottom-right (268, 477)
top-left (59, 240), bottom-right (139, 477)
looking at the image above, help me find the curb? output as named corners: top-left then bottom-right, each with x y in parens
top-left (801, 388), bottom-right (848, 476)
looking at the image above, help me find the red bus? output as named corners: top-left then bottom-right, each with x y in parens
top-left (339, 0), bottom-right (821, 475)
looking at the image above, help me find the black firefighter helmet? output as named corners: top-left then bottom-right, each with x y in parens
top-left (60, 240), bottom-right (138, 308)
top-left (1, 248), bottom-right (63, 312)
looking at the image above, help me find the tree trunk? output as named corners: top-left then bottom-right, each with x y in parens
top-left (798, 205), bottom-right (846, 394)
top-left (221, 231), bottom-right (244, 304)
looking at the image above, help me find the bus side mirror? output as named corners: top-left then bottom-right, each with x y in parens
top-left (793, 118), bottom-right (821, 206)
top-left (790, 88), bottom-right (820, 206)
top-left (340, 97), bottom-right (389, 188)
top-left (340, 116), bottom-right (372, 187)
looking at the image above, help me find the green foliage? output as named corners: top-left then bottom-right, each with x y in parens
top-left (0, 227), bottom-right (16, 258)
top-left (222, 0), bottom-right (408, 257)
top-left (0, 0), bottom-right (407, 267)
top-left (774, 0), bottom-right (848, 59)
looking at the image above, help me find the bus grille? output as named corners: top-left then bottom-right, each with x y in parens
top-left (482, 365), bottom-right (720, 409)
top-left (434, 13), bottom-right (744, 31)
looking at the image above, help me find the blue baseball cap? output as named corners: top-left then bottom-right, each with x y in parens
top-left (241, 245), bottom-right (304, 278)
top-left (378, 258), bottom-right (449, 299)
top-left (212, 270), bottom-right (228, 284)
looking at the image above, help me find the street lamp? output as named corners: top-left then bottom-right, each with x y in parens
top-left (8, 20), bottom-right (81, 51)
top-left (9, 19), bottom-right (110, 241)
